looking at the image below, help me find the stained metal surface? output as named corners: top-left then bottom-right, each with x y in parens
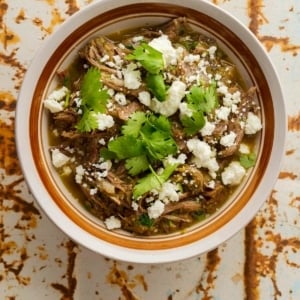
top-left (0, 1), bottom-right (299, 299)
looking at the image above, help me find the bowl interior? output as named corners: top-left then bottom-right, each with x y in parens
top-left (29, 3), bottom-right (274, 251)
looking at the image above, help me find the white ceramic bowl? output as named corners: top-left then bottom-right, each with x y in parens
top-left (16, 0), bottom-right (286, 263)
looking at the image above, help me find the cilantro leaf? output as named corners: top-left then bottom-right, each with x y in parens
top-left (76, 67), bottom-right (110, 132)
top-left (80, 67), bottom-right (109, 112)
top-left (76, 109), bottom-right (98, 132)
top-left (133, 163), bottom-right (178, 199)
top-left (181, 82), bottom-right (218, 135)
top-left (180, 111), bottom-right (205, 136)
top-left (141, 130), bottom-right (177, 160)
top-left (139, 213), bottom-right (154, 227)
top-left (122, 111), bottom-right (146, 137)
top-left (146, 73), bottom-right (167, 101)
top-left (108, 135), bottom-right (144, 159)
top-left (187, 82), bottom-right (218, 114)
top-left (125, 155), bottom-right (149, 176)
top-left (239, 153), bottom-right (256, 169)
top-left (103, 112), bottom-right (177, 176)
top-left (126, 43), bottom-right (164, 74)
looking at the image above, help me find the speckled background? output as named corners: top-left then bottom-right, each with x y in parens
top-left (0, 1), bottom-right (299, 299)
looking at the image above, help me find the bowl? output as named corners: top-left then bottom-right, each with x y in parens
top-left (15, 0), bottom-right (286, 264)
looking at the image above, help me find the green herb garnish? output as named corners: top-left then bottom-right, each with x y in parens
top-left (76, 67), bottom-right (109, 132)
top-left (181, 81), bottom-right (219, 135)
top-left (102, 112), bottom-right (177, 176)
top-left (139, 213), bottom-right (154, 227)
top-left (126, 43), bottom-right (164, 74)
top-left (146, 73), bottom-right (167, 102)
top-left (239, 153), bottom-right (256, 169)
top-left (133, 163), bottom-right (178, 199)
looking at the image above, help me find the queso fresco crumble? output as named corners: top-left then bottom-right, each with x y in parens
top-left (44, 17), bottom-right (262, 235)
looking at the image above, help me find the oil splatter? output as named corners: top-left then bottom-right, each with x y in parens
top-left (51, 240), bottom-right (78, 300)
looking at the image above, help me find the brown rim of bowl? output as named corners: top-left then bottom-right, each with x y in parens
top-left (30, 3), bottom-right (274, 250)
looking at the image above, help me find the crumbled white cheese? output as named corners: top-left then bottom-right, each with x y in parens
top-left (96, 113), bottom-right (115, 131)
top-left (132, 35), bottom-right (144, 43)
top-left (131, 201), bottom-right (139, 211)
top-left (100, 54), bottom-right (109, 62)
top-left (150, 80), bottom-right (186, 116)
top-left (216, 106), bottom-right (231, 121)
top-left (183, 54), bottom-right (200, 64)
top-left (51, 149), bottom-right (70, 168)
top-left (164, 153), bottom-right (187, 166)
top-left (90, 188), bottom-right (98, 196)
top-left (114, 92), bottom-right (127, 106)
top-left (104, 216), bottom-right (122, 230)
top-left (147, 200), bottom-right (165, 219)
top-left (220, 131), bottom-right (237, 147)
top-left (179, 102), bottom-right (193, 117)
top-left (221, 161), bottom-right (246, 186)
top-left (44, 86), bottom-right (69, 113)
top-left (149, 34), bottom-right (178, 66)
top-left (113, 55), bottom-right (123, 68)
top-left (75, 165), bottom-right (85, 184)
top-left (206, 180), bottom-right (216, 189)
top-left (200, 119), bottom-right (216, 136)
top-left (123, 63), bottom-right (141, 89)
top-left (138, 91), bottom-right (151, 107)
top-left (239, 143), bottom-right (250, 154)
top-left (245, 112), bottom-right (262, 135)
top-left (187, 138), bottom-right (219, 178)
top-left (208, 46), bottom-right (217, 59)
top-left (157, 181), bottom-right (180, 204)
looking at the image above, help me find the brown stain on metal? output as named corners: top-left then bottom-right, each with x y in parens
top-left (245, 190), bottom-right (300, 300)
top-left (288, 114), bottom-right (300, 132)
top-left (51, 240), bottom-right (78, 300)
top-left (195, 248), bottom-right (221, 299)
top-left (31, 8), bottom-right (64, 36)
top-left (0, 49), bottom-right (27, 90)
top-left (0, 1), bottom-right (20, 50)
top-left (247, 0), bottom-right (300, 55)
top-left (278, 171), bottom-right (298, 180)
top-left (107, 261), bottom-right (141, 300)
top-left (15, 8), bottom-right (26, 24)
top-left (65, 0), bottom-right (80, 16)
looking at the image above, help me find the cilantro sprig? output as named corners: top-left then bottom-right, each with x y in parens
top-left (133, 163), bottom-right (178, 199)
top-left (181, 81), bottom-right (219, 135)
top-left (126, 43), bottom-right (164, 74)
top-left (76, 67), bottom-right (109, 132)
top-left (101, 111), bottom-right (178, 176)
top-left (126, 43), bottom-right (168, 101)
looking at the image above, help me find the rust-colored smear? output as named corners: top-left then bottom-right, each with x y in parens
top-left (288, 114), bottom-right (300, 132)
top-left (65, 0), bottom-right (80, 16)
top-left (278, 171), bottom-right (298, 180)
top-left (15, 8), bottom-right (26, 24)
top-left (247, 0), bottom-right (300, 55)
top-left (0, 1), bottom-right (20, 50)
top-left (195, 248), bottom-right (221, 299)
top-left (0, 50), bottom-right (27, 90)
top-left (245, 190), bottom-right (300, 300)
top-left (0, 1), bottom-right (8, 24)
top-left (107, 262), bottom-right (142, 300)
top-left (51, 240), bottom-right (78, 300)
